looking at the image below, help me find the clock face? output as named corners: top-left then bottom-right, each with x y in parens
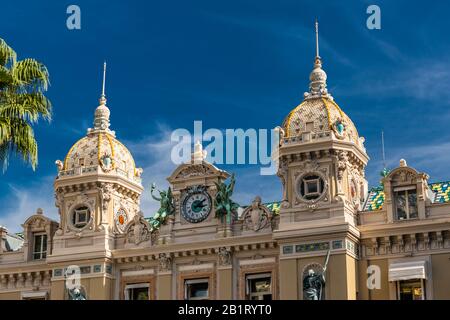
top-left (115, 208), bottom-right (128, 233)
top-left (182, 190), bottom-right (212, 223)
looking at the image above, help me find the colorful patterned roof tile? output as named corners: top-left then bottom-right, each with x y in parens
top-left (363, 181), bottom-right (450, 212)
top-left (430, 181), bottom-right (450, 203)
top-left (364, 187), bottom-right (385, 211)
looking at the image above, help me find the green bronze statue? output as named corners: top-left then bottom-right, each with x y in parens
top-left (214, 173), bottom-right (239, 224)
top-left (303, 248), bottom-right (331, 300)
top-left (150, 183), bottom-right (175, 224)
top-left (68, 287), bottom-right (87, 300)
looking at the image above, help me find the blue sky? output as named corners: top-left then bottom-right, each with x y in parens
top-left (1, 0), bottom-right (450, 231)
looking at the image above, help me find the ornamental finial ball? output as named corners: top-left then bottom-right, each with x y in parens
top-left (399, 159), bottom-right (407, 167)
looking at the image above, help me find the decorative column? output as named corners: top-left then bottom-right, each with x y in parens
top-left (25, 272), bottom-right (33, 287)
top-left (33, 272), bottom-right (42, 287)
top-left (216, 247), bottom-right (232, 299)
top-left (43, 271), bottom-right (52, 286)
top-left (16, 273), bottom-right (25, 288)
top-left (7, 274), bottom-right (15, 289)
top-left (157, 253), bottom-right (173, 300)
top-left (0, 274), bottom-right (7, 290)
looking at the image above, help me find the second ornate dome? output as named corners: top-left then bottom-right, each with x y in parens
top-left (281, 22), bottom-right (365, 151)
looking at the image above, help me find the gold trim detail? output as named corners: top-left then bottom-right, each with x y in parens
top-left (63, 137), bottom-right (86, 170)
top-left (321, 97), bottom-right (333, 129)
top-left (284, 101), bottom-right (305, 138)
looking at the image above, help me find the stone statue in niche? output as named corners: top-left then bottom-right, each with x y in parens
top-left (302, 249), bottom-right (330, 300)
top-left (242, 196), bottom-right (271, 232)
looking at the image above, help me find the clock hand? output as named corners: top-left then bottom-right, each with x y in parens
top-left (193, 199), bottom-right (207, 209)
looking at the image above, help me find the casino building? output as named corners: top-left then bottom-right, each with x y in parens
top-left (1, 24), bottom-right (450, 300)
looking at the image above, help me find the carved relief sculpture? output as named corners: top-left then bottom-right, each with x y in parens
top-left (158, 253), bottom-right (172, 272)
top-left (242, 196), bottom-right (271, 232)
top-left (125, 211), bottom-right (152, 245)
top-left (218, 247), bottom-right (232, 266)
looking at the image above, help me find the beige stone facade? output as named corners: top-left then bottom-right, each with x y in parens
top-left (1, 33), bottom-right (450, 301)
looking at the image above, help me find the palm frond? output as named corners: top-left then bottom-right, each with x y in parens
top-left (0, 38), bottom-right (16, 67)
top-left (11, 58), bottom-right (50, 91)
top-left (0, 38), bottom-right (51, 172)
top-left (0, 117), bottom-right (11, 144)
top-left (0, 117), bottom-right (38, 171)
top-left (0, 65), bottom-right (12, 89)
top-left (0, 92), bottom-right (52, 123)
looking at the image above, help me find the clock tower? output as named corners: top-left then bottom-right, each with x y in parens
top-left (161, 142), bottom-right (230, 244)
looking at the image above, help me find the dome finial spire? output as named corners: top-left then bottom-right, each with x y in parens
top-left (91, 61), bottom-right (113, 134)
top-left (99, 61), bottom-right (107, 105)
top-left (315, 18), bottom-right (320, 59)
top-left (304, 19), bottom-right (332, 100)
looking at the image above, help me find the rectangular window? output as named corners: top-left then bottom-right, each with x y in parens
top-left (78, 158), bottom-right (84, 166)
top-left (124, 283), bottom-right (150, 300)
top-left (394, 188), bottom-right (418, 220)
top-left (245, 273), bottom-right (272, 300)
top-left (33, 233), bottom-right (47, 260)
top-left (184, 279), bottom-right (209, 300)
top-left (73, 208), bottom-right (89, 228)
top-left (398, 279), bottom-right (425, 300)
top-left (304, 178), bottom-right (320, 197)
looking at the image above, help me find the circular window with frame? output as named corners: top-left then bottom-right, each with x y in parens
top-left (295, 172), bottom-right (328, 203)
top-left (70, 205), bottom-right (92, 230)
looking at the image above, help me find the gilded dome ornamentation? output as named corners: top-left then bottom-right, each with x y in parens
top-left (281, 21), bottom-right (364, 151)
top-left (56, 64), bottom-right (143, 185)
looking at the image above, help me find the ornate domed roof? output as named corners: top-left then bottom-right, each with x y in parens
top-left (57, 63), bottom-right (142, 184)
top-left (281, 21), bottom-right (364, 149)
top-left (63, 130), bottom-right (138, 177)
top-left (282, 97), bottom-right (360, 145)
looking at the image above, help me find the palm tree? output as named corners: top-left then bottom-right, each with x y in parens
top-left (0, 38), bottom-right (51, 171)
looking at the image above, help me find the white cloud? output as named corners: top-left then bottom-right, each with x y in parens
top-left (338, 58), bottom-right (450, 105)
top-left (124, 123), bottom-right (179, 217)
top-left (0, 175), bottom-right (57, 233)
